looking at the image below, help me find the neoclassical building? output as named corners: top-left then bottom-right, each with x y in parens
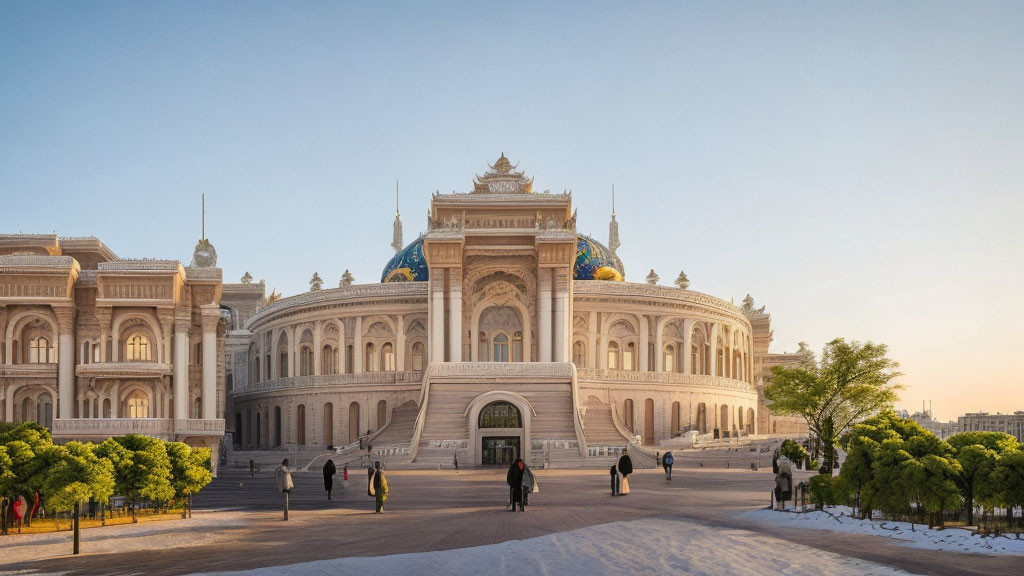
top-left (0, 234), bottom-right (227, 470)
top-left (227, 155), bottom-right (806, 467)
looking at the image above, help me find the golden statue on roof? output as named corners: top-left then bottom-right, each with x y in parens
top-left (472, 153), bottom-right (534, 194)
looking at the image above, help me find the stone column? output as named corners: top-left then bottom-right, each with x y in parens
top-left (110, 381), bottom-right (120, 418)
top-left (396, 314), bottom-right (406, 371)
top-left (654, 318), bottom-right (664, 373)
top-left (158, 311), bottom-right (174, 365)
top-left (5, 382), bottom-right (16, 421)
top-left (588, 311), bottom-right (598, 368)
top-left (173, 315), bottom-right (190, 421)
top-left (708, 324), bottom-right (719, 377)
top-left (538, 269), bottom-right (552, 362)
top-left (0, 306), bottom-right (6, 365)
top-left (448, 269), bottom-right (462, 362)
top-left (553, 271), bottom-right (568, 362)
top-left (353, 316), bottom-right (363, 373)
top-left (270, 329), bottom-right (279, 379)
top-left (682, 319), bottom-right (694, 375)
top-left (338, 320), bottom-right (347, 374)
top-left (639, 315), bottom-right (649, 372)
top-left (313, 321), bottom-right (322, 376)
top-left (200, 305), bottom-right (219, 420)
top-left (289, 326), bottom-right (297, 377)
top-left (55, 306), bottom-right (75, 419)
top-left (429, 273), bottom-right (445, 362)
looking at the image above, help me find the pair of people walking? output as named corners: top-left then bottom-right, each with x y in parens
top-left (506, 457), bottom-right (536, 511)
top-left (610, 448), bottom-right (633, 495)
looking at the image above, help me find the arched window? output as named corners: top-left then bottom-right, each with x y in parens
top-left (346, 345), bottom-right (354, 374)
top-left (29, 337), bottom-right (51, 363)
top-left (348, 402), bottom-right (360, 444)
top-left (411, 342), bottom-right (425, 371)
top-left (194, 397), bottom-right (202, 419)
top-left (322, 345), bottom-right (336, 375)
top-left (126, 390), bottom-right (149, 419)
top-left (663, 344), bottom-right (675, 373)
top-left (274, 406), bottom-right (282, 447)
top-left (512, 331), bottom-right (523, 362)
top-left (492, 333), bottom-right (509, 362)
top-left (478, 401), bottom-right (522, 428)
top-left (671, 401), bottom-right (681, 436)
top-left (691, 343), bottom-right (698, 374)
top-left (323, 403), bottom-right (334, 446)
top-left (253, 357), bottom-right (261, 384)
top-left (21, 397), bottom-right (33, 423)
top-left (377, 400), bottom-right (387, 428)
top-left (365, 343), bottom-right (376, 372)
top-left (381, 343), bottom-right (395, 371)
top-left (300, 346), bottom-right (313, 376)
top-left (607, 341), bottom-right (620, 370)
top-left (623, 398), bottom-right (634, 431)
top-left (572, 341), bottom-right (586, 368)
top-left (624, 342), bottom-right (635, 371)
top-left (296, 404), bottom-right (306, 445)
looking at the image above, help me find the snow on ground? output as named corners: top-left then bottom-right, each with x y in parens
top-left (742, 506), bottom-right (1024, 556)
top-left (0, 511), bottom-right (251, 566)
top-left (196, 516), bottom-right (911, 576)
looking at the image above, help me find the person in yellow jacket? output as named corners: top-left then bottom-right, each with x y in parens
top-left (369, 461), bottom-right (389, 513)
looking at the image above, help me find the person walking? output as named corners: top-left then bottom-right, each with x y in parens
top-left (323, 458), bottom-right (337, 500)
top-left (506, 458), bottom-right (526, 511)
top-left (610, 464), bottom-right (618, 496)
top-left (369, 461), bottom-right (388, 513)
top-left (663, 450), bottom-right (674, 481)
top-left (617, 448), bottom-right (634, 495)
top-left (521, 462), bottom-right (536, 510)
top-left (453, 453), bottom-right (459, 474)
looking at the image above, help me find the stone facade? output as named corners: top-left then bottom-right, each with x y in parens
top-left (958, 412), bottom-right (1024, 443)
top-left (0, 234), bottom-right (226, 472)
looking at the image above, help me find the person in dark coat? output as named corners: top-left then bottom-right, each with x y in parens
top-left (323, 459), bottom-right (337, 500)
top-left (616, 448), bottom-right (634, 495)
top-left (610, 464), bottom-right (618, 496)
top-left (662, 450), bottom-right (674, 481)
top-left (506, 458), bottom-right (526, 511)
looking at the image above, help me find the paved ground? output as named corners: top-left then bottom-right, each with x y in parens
top-left (1, 465), bottom-right (1020, 575)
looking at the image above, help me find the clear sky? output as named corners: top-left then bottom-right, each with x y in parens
top-left (2, 1), bottom-right (1022, 420)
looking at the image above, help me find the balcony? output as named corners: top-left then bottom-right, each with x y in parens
top-left (233, 371), bottom-right (423, 397)
top-left (0, 363), bottom-right (57, 379)
top-left (75, 362), bottom-right (172, 379)
top-left (576, 368), bottom-right (756, 393)
top-left (51, 417), bottom-right (225, 439)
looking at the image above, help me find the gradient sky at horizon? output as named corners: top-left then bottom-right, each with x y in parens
top-left (2, 1), bottom-right (1022, 421)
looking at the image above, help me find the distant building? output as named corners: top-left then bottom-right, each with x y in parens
top-left (910, 411), bottom-right (960, 440)
top-left (958, 412), bottom-right (1024, 443)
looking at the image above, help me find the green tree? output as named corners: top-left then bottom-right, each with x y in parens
top-left (954, 444), bottom-right (998, 526)
top-left (0, 421), bottom-right (53, 450)
top-left (97, 435), bottom-right (174, 511)
top-left (871, 439), bottom-right (914, 520)
top-left (166, 442), bottom-right (213, 501)
top-left (36, 442), bottom-right (115, 528)
top-left (0, 445), bottom-right (14, 496)
top-left (905, 454), bottom-right (962, 527)
top-left (837, 435), bottom-right (880, 518)
top-left (993, 451), bottom-right (1024, 529)
top-left (948, 431), bottom-right (1020, 454)
top-left (765, 338), bottom-right (903, 472)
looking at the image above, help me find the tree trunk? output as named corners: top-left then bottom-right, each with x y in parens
top-left (965, 486), bottom-right (974, 526)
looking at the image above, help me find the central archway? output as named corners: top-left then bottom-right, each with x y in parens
top-left (465, 391), bottom-right (535, 466)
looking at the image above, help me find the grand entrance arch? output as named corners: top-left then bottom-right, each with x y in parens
top-left (465, 391), bottom-right (535, 466)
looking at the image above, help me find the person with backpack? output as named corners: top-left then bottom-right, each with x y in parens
top-left (368, 461), bottom-right (388, 513)
top-left (323, 458), bottom-right (337, 500)
top-left (506, 458), bottom-right (526, 511)
top-left (662, 450), bottom-right (674, 481)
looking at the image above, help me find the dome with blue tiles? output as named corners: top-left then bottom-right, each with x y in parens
top-left (574, 234), bottom-right (624, 281)
top-left (381, 235), bottom-right (429, 283)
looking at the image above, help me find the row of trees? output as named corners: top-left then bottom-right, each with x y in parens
top-left (0, 422), bottom-right (212, 526)
top-left (824, 411), bottom-right (1024, 528)
top-left (764, 338), bottom-right (1024, 529)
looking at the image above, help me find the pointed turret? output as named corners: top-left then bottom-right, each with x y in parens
top-left (391, 180), bottom-right (404, 253)
top-left (608, 185), bottom-right (620, 255)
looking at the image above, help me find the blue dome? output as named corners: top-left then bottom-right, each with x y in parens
top-left (574, 234), bottom-right (625, 281)
top-left (381, 236), bottom-right (429, 283)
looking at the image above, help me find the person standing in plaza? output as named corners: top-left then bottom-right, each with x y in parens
top-left (662, 450), bottom-right (674, 481)
top-left (521, 462), bottom-right (536, 510)
top-left (610, 464), bottom-right (618, 495)
top-left (506, 458), bottom-right (525, 511)
top-left (617, 448), bottom-right (633, 495)
top-left (453, 453), bottom-right (459, 474)
top-left (369, 461), bottom-right (388, 513)
top-left (322, 458), bottom-right (337, 500)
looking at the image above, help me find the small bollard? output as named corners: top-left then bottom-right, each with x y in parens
top-left (73, 505), bottom-right (80, 555)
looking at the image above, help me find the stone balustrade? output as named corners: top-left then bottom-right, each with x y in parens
top-left (75, 361), bottom-right (172, 378)
top-left (233, 371), bottom-right (424, 397)
top-left (174, 418), bottom-right (226, 435)
top-left (52, 417), bottom-right (174, 437)
top-left (0, 363), bottom-right (58, 377)
top-left (428, 362), bottom-right (575, 379)
top-left (576, 368), bottom-right (756, 392)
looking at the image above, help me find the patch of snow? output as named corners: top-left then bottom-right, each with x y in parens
top-left (742, 506), bottom-right (1024, 556)
top-left (196, 516), bottom-right (911, 576)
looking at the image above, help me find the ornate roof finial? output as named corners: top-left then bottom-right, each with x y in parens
top-left (674, 270), bottom-right (690, 289)
top-left (189, 193), bottom-right (218, 268)
top-left (339, 269), bottom-right (354, 287)
top-left (309, 272), bottom-right (323, 292)
top-left (241, 272), bottom-right (253, 284)
top-left (608, 185), bottom-right (621, 255)
top-left (646, 269), bottom-right (659, 285)
top-left (391, 179), bottom-right (403, 253)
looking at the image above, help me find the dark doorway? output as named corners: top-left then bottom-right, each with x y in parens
top-left (481, 436), bottom-right (520, 466)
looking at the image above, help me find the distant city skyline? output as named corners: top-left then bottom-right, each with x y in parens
top-left (2, 1), bottom-right (1021, 420)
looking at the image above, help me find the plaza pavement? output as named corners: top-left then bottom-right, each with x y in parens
top-left (1, 463), bottom-right (1020, 575)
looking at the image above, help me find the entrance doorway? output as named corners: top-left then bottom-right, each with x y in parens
top-left (481, 436), bottom-right (520, 465)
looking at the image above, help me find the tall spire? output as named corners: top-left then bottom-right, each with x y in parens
top-left (201, 193), bottom-right (206, 241)
top-left (608, 184), bottom-right (620, 255)
top-left (391, 179), bottom-right (404, 253)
